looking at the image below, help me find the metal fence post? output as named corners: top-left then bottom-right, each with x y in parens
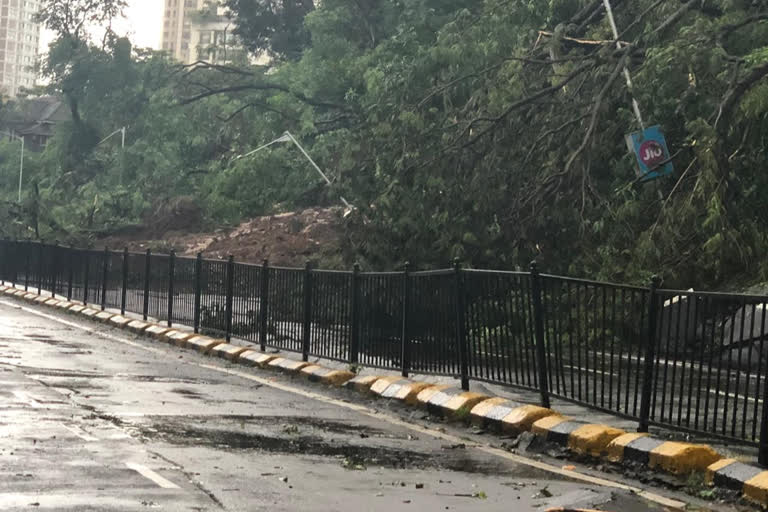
top-left (36, 243), bottom-right (43, 294)
top-left (167, 249), bottom-right (176, 327)
top-left (259, 259), bottom-right (269, 351)
top-left (758, 360), bottom-right (768, 466)
top-left (302, 261), bottom-right (313, 362)
top-left (101, 247), bottom-right (109, 311)
top-left (225, 255), bottom-right (234, 342)
top-left (67, 247), bottom-right (73, 301)
top-left (349, 263), bottom-right (361, 364)
top-left (51, 243), bottom-right (58, 298)
top-left (120, 248), bottom-right (128, 315)
top-left (83, 250), bottom-right (90, 305)
top-left (193, 252), bottom-right (202, 334)
top-left (530, 261), bottom-right (551, 409)
top-left (401, 262), bottom-right (412, 378)
top-left (24, 240), bottom-right (30, 291)
top-left (638, 276), bottom-right (661, 433)
top-left (142, 249), bottom-right (150, 320)
top-left (454, 259), bottom-right (470, 391)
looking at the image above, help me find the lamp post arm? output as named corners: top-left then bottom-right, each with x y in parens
top-left (283, 131), bottom-right (352, 209)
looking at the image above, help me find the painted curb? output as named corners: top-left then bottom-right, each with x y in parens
top-left (567, 425), bottom-right (626, 457)
top-left (344, 375), bottom-right (382, 393)
top-left (239, 352), bottom-right (278, 368)
top-left (126, 320), bottom-right (151, 333)
top-left (185, 336), bottom-right (224, 354)
top-left (210, 343), bottom-right (250, 361)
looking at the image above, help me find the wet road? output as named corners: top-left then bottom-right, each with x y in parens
top-left (0, 300), bottom-right (731, 511)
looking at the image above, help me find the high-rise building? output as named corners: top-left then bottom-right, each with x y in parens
top-left (161, 0), bottom-right (245, 65)
top-left (0, 0), bottom-right (42, 98)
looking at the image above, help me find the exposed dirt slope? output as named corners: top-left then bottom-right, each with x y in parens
top-left (98, 207), bottom-right (346, 268)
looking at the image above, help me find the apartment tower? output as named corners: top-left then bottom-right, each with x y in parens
top-left (161, 0), bottom-right (242, 65)
top-left (0, 0), bottom-right (41, 98)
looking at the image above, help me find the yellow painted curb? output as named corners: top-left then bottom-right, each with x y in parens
top-left (241, 352), bottom-right (279, 368)
top-left (744, 471), bottom-right (768, 506)
top-left (109, 315), bottom-right (131, 327)
top-left (185, 335), bottom-right (224, 354)
top-left (605, 433), bottom-right (648, 463)
top-left (568, 424), bottom-right (626, 457)
top-left (234, 349), bottom-right (258, 362)
top-left (346, 375), bottom-right (382, 393)
top-left (300, 365), bottom-right (325, 377)
top-left (126, 320), bottom-right (151, 333)
top-left (648, 442), bottom-right (721, 475)
top-left (55, 301), bottom-right (75, 310)
top-left (470, 397), bottom-right (509, 418)
top-left (392, 382), bottom-right (434, 405)
top-left (34, 295), bottom-right (49, 303)
top-left (166, 330), bottom-right (195, 347)
top-left (210, 343), bottom-right (250, 361)
top-left (370, 376), bottom-right (404, 395)
top-left (95, 311), bottom-right (115, 322)
top-left (706, 458), bottom-right (737, 486)
top-left (501, 405), bottom-right (557, 434)
top-left (145, 325), bottom-right (172, 338)
top-left (81, 308), bottom-right (100, 317)
top-left (532, 415), bottom-right (571, 436)
top-left (440, 392), bottom-right (490, 419)
top-left (278, 359), bottom-right (311, 373)
top-left (44, 298), bottom-right (60, 306)
top-left (416, 385), bottom-right (453, 406)
top-left (69, 304), bottom-right (86, 313)
top-left (319, 370), bottom-right (355, 387)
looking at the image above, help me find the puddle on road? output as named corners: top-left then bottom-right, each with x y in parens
top-left (138, 415), bottom-right (534, 476)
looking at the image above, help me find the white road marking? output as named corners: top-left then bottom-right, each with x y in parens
top-left (125, 462), bottom-right (179, 489)
top-left (12, 391), bottom-right (41, 408)
top-left (2, 299), bottom-right (687, 510)
top-left (60, 423), bottom-right (98, 442)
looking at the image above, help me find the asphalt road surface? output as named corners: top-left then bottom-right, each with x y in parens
top-left (0, 299), bottom-right (738, 511)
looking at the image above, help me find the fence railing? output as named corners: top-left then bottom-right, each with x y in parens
top-left (2, 240), bottom-right (768, 463)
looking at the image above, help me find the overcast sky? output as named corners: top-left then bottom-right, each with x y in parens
top-left (40, 0), bottom-right (164, 52)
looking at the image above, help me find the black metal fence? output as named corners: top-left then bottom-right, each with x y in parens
top-left (1, 240), bottom-right (768, 463)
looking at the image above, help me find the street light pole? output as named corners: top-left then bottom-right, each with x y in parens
top-left (233, 131), bottom-right (353, 209)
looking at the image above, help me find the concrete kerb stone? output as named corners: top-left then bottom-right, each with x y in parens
top-left (144, 325), bottom-right (172, 339)
top-left (648, 442), bottom-right (722, 475)
top-left (370, 376), bottom-right (405, 396)
top-left (420, 387), bottom-right (489, 420)
top-left (744, 471), bottom-right (768, 506)
top-left (415, 385), bottom-right (454, 407)
top-left (605, 433), bottom-right (648, 463)
top-left (165, 330), bottom-right (195, 347)
top-left (707, 459), bottom-right (763, 491)
top-left (185, 335), bottom-right (224, 354)
top-left (34, 295), bottom-right (49, 303)
top-left (80, 308), bottom-right (100, 318)
top-left (210, 343), bottom-right (251, 361)
top-left (108, 315), bottom-right (131, 328)
top-left (619, 435), bottom-right (666, 465)
top-left (500, 404), bottom-right (558, 435)
top-left (299, 365), bottom-right (355, 387)
top-left (95, 311), bottom-right (115, 323)
top-left (55, 300), bottom-right (75, 310)
top-left (239, 352), bottom-right (278, 368)
top-left (68, 304), bottom-right (86, 313)
top-left (268, 357), bottom-right (311, 374)
top-left (387, 381), bottom-right (434, 405)
top-left (567, 424), bottom-right (626, 457)
top-left (126, 320), bottom-right (151, 333)
top-left (344, 375), bottom-right (383, 393)
top-left (44, 298), bottom-right (60, 306)
top-left (531, 416), bottom-right (580, 444)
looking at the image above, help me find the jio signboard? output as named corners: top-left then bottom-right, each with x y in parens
top-left (625, 125), bottom-right (674, 182)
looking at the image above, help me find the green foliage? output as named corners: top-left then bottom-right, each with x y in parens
top-left (4, 0), bottom-right (768, 289)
